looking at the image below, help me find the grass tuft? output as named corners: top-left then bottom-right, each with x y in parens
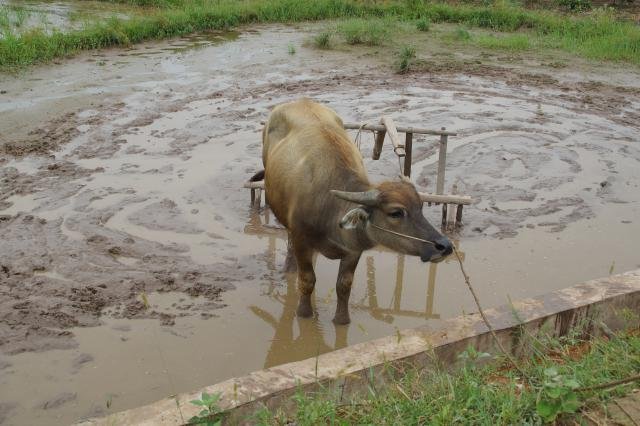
top-left (454, 26), bottom-right (472, 41)
top-left (336, 18), bottom-right (393, 46)
top-left (477, 33), bottom-right (531, 50)
top-left (556, 0), bottom-right (592, 11)
top-left (396, 44), bottom-right (416, 73)
top-left (313, 31), bottom-right (332, 49)
top-left (416, 17), bottom-right (431, 32)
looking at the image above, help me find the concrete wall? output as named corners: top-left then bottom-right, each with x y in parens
top-left (78, 269), bottom-right (640, 425)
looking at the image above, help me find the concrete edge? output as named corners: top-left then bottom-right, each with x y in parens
top-left (78, 269), bottom-right (640, 425)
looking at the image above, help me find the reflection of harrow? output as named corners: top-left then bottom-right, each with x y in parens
top-left (245, 117), bottom-right (474, 229)
top-left (244, 210), bottom-right (465, 327)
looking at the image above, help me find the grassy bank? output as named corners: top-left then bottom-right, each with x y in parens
top-left (1, 0), bottom-right (639, 71)
top-left (240, 328), bottom-right (639, 425)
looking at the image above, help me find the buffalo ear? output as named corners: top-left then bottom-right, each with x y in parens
top-left (339, 208), bottom-right (369, 230)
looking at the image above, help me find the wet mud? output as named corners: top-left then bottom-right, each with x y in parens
top-left (1, 25), bottom-right (639, 425)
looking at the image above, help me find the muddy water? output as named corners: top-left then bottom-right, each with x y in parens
top-left (1, 25), bottom-right (640, 425)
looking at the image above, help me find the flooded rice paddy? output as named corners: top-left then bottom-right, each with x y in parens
top-left (1, 25), bottom-right (640, 425)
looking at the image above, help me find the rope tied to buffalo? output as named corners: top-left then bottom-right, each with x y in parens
top-left (353, 122), bottom-right (369, 154)
top-left (368, 222), bottom-right (529, 379)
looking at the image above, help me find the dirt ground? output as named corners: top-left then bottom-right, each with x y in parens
top-left (1, 24), bottom-right (640, 425)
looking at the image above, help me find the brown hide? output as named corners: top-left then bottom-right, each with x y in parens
top-left (262, 98), bottom-right (370, 254)
top-left (260, 99), bottom-right (451, 324)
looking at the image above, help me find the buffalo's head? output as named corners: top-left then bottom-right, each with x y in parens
top-left (332, 179), bottom-right (452, 262)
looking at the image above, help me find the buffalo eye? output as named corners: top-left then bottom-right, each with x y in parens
top-left (388, 209), bottom-right (406, 219)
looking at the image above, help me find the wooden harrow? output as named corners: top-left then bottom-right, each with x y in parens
top-left (245, 117), bottom-right (473, 229)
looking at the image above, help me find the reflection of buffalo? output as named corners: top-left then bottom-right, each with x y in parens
top-left (250, 271), bottom-right (347, 369)
top-left (245, 210), bottom-right (465, 369)
top-left (257, 99), bottom-right (452, 325)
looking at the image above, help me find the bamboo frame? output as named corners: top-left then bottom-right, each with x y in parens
top-left (248, 119), bottom-right (472, 227)
top-left (244, 181), bottom-right (472, 206)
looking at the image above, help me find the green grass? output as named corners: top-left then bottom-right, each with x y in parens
top-left (12, 6), bottom-right (29, 29)
top-left (0, 9), bottom-right (9, 34)
top-left (1, 0), bottom-right (640, 70)
top-left (476, 33), bottom-right (531, 50)
top-left (454, 26), bottom-right (472, 40)
top-left (416, 17), bottom-right (431, 32)
top-left (396, 44), bottom-right (416, 73)
top-left (336, 18), bottom-right (394, 46)
top-left (0, 5), bottom-right (31, 36)
top-left (556, 0), bottom-right (592, 11)
top-left (253, 329), bottom-right (640, 425)
top-left (99, 0), bottom-right (185, 6)
top-left (313, 31), bottom-right (332, 49)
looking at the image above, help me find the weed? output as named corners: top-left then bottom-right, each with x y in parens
top-left (0, 9), bottom-right (10, 35)
top-left (189, 391), bottom-right (223, 425)
top-left (416, 17), bottom-right (430, 32)
top-left (337, 18), bottom-right (392, 46)
top-left (109, 0), bottom-right (184, 6)
top-left (395, 44), bottom-right (416, 74)
top-left (287, 43), bottom-right (296, 55)
top-left (454, 27), bottom-right (472, 41)
top-left (536, 367), bottom-right (581, 422)
top-left (457, 345), bottom-right (492, 367)
top-left (313, 31), bottom-right (332, 49)
top-left (12, 6), bottom-right (30, 29)
top-left (618, 307), bottom-right (640, 324)
top-left (556, 0), bottom-right (592, 11)
top-left (476, 34), bottom-right (530, 50)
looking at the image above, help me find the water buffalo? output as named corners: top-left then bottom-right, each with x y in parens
top-left (258, 98), bottom-right (452, 325)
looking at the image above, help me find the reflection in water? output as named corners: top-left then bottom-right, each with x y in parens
top-left (249, 271), bottom-right (348, 369)
top-left (244, 208), bottom-right (464, 369)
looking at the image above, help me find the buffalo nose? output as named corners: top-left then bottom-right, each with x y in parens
top-left (434, 237), bottom-right (453, 256)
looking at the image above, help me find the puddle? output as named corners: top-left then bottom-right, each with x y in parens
top-left (1, 25), bottom-right (640, 425)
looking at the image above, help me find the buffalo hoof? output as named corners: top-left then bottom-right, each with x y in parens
top-left (332, 314), bottom-right (351, 325)
top-left (296, 303), bottom-right (313, 318)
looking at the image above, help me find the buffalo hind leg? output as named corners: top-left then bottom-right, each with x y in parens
top-left (333, 253), bottom-right (361, 325)
top-left (294, 243), bottom-right (316, 318)
top-left (284, 233), bottom-right (297, 273)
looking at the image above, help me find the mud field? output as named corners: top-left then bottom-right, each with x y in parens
top-left (1, 25), bottom-right (640, 425)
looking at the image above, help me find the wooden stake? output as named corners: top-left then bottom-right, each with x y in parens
top-left (436, 128), bottom-right (448, 196)
top-left (403, 131), bottom-right (413, 177)
top-left (456, 204), bottom-right (464, 226)
top-left (373, 130), bottom-right (385, 160)
top-left (441, 204), bottom-right (447, 227)
top-left (446, 184), bottom-right (458, 229)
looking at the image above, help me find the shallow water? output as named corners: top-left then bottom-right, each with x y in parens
top-left (1, 25), bottom-right (639, 425)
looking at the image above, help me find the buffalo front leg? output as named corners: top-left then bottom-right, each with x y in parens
top-left (294, 243), bottom-right (316, 318)
top-left (333, 253), bottom-right (361, 325)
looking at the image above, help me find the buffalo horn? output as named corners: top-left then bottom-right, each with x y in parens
top-left (330, 189), bottom-right (380, 206)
